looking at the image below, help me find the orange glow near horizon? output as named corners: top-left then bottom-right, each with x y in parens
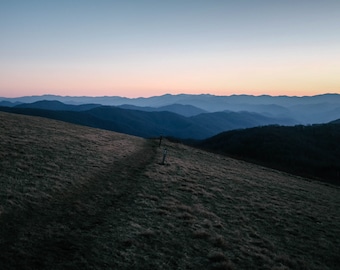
top-left (1, 43), bottom-right (339, 98)
top-left (1, 2), bottom-right (339, 99)
top-left (1, 84), bottom-right (339, 99)
top-left (1, 60), bottom-right (339, 98)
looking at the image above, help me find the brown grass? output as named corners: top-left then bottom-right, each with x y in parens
top-left (0, 111), bottom-right (339, 269)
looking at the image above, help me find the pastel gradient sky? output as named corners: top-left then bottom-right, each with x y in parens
top-left (1, 0), bottom-right (339, 98)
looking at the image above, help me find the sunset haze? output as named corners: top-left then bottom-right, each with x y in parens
top-left (1, 0), bottom-right (339, 98)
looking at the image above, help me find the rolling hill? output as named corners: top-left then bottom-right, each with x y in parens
top-left (197, 124), bottom-right (340, 185)
top-left (330, 119), bottom-right (340, 124)
top-left (0, 111), bottom-right (339, 269)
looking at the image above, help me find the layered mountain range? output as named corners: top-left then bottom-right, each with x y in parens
top-left (1, 93), bottom-right (339, 139)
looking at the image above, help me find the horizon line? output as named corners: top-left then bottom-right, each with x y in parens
top-left (1, 92), bottom-right (340, 99)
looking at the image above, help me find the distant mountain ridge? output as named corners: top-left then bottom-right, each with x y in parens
top-left (1, 93), bottom-right (339, 124)
top-left (2, 93), bottom-right (340, 106)
top-left (14, 100), bottom-right (102, 111)
top-left (0, 100), bottom-right (297, 139)
top-left (117, 103), bottom-right (207, 117)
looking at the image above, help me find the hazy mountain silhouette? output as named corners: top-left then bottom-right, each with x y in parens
top-left (287, 103), bottom-right (340, 124)
top-left (0, 101), bottom-right (22, 107)
top-left (196, 124), bottom-right (340, 185)
top-left (1, 93), bottom-right (339, 124)
top-left (0, 106), bottom-right (209, 139)
top-left (0, 100), bottom-right (296, 139)
top-left (222, 103), bottom-right (292, 117)
top-left (2, 93), bottom-right (340, 107)
top-left (153, 104), bottom-right (207, 117)
top-left (190, 111), bottom-right (297, 134)
top-left (15, 100), bottom-right (101, 111)
top-left (118, 103), bottom-right (207, 117)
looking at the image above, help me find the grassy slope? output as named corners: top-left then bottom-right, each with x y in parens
top-left (0, 112), bottom-right (339, 269)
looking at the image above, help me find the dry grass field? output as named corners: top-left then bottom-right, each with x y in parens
top-left (0, 111), bottom-right (339, 269)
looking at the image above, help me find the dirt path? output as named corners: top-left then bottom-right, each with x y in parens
top-left (0, 139), bottom-right (157, 269)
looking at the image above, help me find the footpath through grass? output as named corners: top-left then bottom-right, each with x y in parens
top-left (1, 112), bottom-right (339, 269)
top-left (116, 141), bottom-right (340, 270)
top-left (0, 112), bottom-right (156, 269)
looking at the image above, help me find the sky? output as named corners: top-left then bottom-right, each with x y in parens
top-left (0, 0), bottom-right (339, 98)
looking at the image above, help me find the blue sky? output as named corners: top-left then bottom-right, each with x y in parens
top-left (1, 0), bottom-right (339, 97)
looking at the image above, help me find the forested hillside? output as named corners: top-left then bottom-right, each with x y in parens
top-left (198, 124), bottom-right (340, 185)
